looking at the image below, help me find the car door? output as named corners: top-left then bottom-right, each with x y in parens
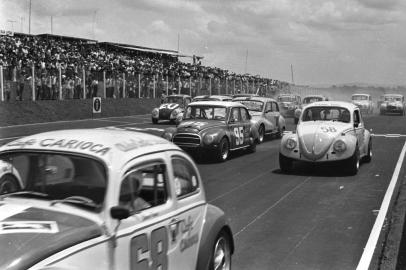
top-left (240, 107), bottom-right (252, 146)
top-left (269, 101), bottom-right (282, 132)
top-left (263, 102), bottom-right (275, 132)
top-left (168, 152), bottom-right (206, 269)
top-left (228, 106), bottom-right (245, 149)
top-left (353, 109), bottom-right (365, 151)
top-left (114, 153), bottom-right (176, 270)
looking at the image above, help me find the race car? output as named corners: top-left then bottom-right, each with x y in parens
top-left (0, 159), bottom-right (23, 194)
top-left (0, 129), bottom-right (234, 270)
top-left (294, 95), bottom-right (329, 124)
top-left (379, 94), bottom-right (405, 115)
top-left (192, 95), bottom-right (233, 102)
top-left (277, 94), bottom-right (301, 118)
top-left (152, 94), bottom-right (192, 124)
top-left (162, 101), bottom-right (258, 162)
top-left (351, 93), bottom-right (373, 114)
top-left (280, 101), bottom-right (372, 175)
top-left (233, 96), bottom-right (286, 143)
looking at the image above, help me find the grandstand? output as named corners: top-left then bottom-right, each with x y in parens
top-left (0, 31), bottom-right (288, 101)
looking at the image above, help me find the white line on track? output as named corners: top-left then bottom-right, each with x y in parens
top-left (372, 133), bottom-right (406, 138)
top-left (233, 176), bottom-right (312, 238)
top-left (209, 169), bottom-right (274, 203)
top-left (0, 114), bottom-right (150, 129)
top-left (356, 140), bottom-right (406, 270)
top-left (92, 119), bottom-right (136, 124)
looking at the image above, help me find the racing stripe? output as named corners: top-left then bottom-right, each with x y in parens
top-left (0, 204), bottom-right (30, 221)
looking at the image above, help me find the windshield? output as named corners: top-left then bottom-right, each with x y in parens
top-left (352, 95), bottom-right (368, 100)
top-left (0, 152), bottom-right (107, 211)
top-left (237, 100), bottom-right (264, 112)
top-left (384, 96), bottom-right (402, 102)
top-left (184, 106), bottom-right (227, 120)
top-left (165, 96), bottom-right (183, 104)
top-left (303, 97), bottom-right (323, 104)
top-left (278, 96), bottom-right (295, 102)
top-left (302, 106), bottom-right (351, 123)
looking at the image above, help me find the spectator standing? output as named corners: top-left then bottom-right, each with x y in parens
top-left (74, 74), bottom-right (82, 99)
top-left (16, 69), bottom-right (25, 101)
top-left (36, 74), bottom-right (43, 100)
top-left (91, 78), bottom-right (98, 97)
top-left (50, 72), bottom-right (58, 100)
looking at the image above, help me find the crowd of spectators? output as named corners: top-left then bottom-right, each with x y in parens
top-left (0, 33), bottom-right (284, 101)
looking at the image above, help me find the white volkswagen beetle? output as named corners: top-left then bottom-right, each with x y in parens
top-left (0, 129), bottom-right (233, 270)
top-left (279, 101), bottom-right (372, 175)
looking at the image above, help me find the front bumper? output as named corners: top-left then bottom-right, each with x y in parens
top-left (280, 147), bottom-right (353, 162)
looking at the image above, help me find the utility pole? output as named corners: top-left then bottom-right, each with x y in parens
top-left (244, 49), bottom-right (248, 74)
top-left (29, 0), bottom-right (32, 34)
top-left (291, 64), bottom-right (295, 84)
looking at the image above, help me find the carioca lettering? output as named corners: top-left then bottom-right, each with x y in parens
top-left (40, 139), bottom-right (110, 156)
top-left (115, 138), bottom-right (167, 152)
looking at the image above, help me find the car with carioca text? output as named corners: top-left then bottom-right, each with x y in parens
top-left (0, 129), bottom-right (234, 270)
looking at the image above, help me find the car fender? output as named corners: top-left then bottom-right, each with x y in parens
top-left (200, 128), bottom-right (228, 145)
top-left (362, 129), bottom-right (372, 154)
top-left (195, 204), bottom-right (234, 270)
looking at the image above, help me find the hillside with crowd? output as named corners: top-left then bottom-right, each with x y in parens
top-left (0, 32), bottom-right (287, 101)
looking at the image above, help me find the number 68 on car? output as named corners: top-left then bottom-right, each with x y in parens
top-left (0, 129), bottom-right (234, 270)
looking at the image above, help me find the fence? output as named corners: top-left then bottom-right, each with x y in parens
top-left (0, 65), bottom-right (280, 102)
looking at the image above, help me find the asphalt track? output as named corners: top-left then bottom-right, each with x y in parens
top-left (1, 113), bottom-right (405, 270)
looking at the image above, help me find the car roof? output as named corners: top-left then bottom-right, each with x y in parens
top-left (233, 96), bottom-right (277, 102)
top-left (189, 100), bottom-right (246, 108)
top-left (0, 129), bottom-right (180, 166)
top-left (305, 101), bottom-right (357, 110)
top-left (383, 94), bottom-right (403, 97)
top-left (168, 94), bottom-right (191, 98)
top-left (352, 93), bottom-right (370, 96)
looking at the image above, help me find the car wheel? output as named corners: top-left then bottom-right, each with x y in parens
top-left (347, 147), bottom-right (360, 175)
top-left (0, 174), bottom-right (20, 195)
top-left (210, 231), bottom-right (232, 270)
top-left (364, 139), bottom-right (372, 163)
top-left (258, 125), bottom-right (265, 144)
top-left (216, 138), bottom-right (230, 162)
top-left (152, 118), bottom-right (158, 124)
top-left (279, 153), bottom-right (293, 173)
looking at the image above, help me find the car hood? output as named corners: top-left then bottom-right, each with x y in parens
top-left (249, 111), bottom-right (263, 117)
top-left (382, 101), bottom-right (402, 106)
top-left (0, 201), bottom-right (103, 270)
top-left (352, 100), bottom-right (369, 105)
top-left (280, 102), bottom-right (294, 107)
top-left (177, 120), bottom-right (225, 132)
top-left (297, 121), bottom-right (352, 160)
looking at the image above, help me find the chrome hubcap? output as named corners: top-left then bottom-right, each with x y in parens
top-left (213, 237), bottom-right (230, 270)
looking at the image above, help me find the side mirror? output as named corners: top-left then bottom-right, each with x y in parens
top-left (111, 206), bottom-right (130, 220)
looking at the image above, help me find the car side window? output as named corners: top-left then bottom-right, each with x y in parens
top-left (172, 156), bottom-right (199, 198)
top-left (119, 162), bottom-right (168, 213)
top-left (265, 102), bottom-right (272, 112)
top-left (271, 102), bottom-right (278, 112)
top-left (231, 107), bottom-right (241, 122)
top-left (240, 108), bottom-right (249, 121)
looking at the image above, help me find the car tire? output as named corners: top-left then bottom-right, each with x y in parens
top-left (364, 139), bottom-right (372, 163)
top-left (0, 174), bottom-right (20, 195)
top-left (209, 231), bottom-right (232, 270)
top-left (347, 147), bottom-right (360, 175)
top-left (258, 125), bottom-right (265, 144)
top-left (216, 138), bottom-right (230, 162)
top-left (279, 153), bottom-right (293, 173)
top-left (152, 118), bottom-right (158, 124)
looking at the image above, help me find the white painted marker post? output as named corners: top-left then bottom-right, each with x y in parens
top-left (92, 97), bottom-right (102, 119)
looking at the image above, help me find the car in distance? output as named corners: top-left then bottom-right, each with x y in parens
top-left (0, 129), bottom-right (234, 270)
top-left (379, 94), bottom-right (405, 115)
top-left (351, 93), bottom-right (373, 114)
top-left (277, 94), bottom-right (302, 118)
top-left (280, 101), bottom-right (372, 175)
top-left (152, 94), bottom-right (192, 124)
top-left (233, 96), bottom-right (286, 143)
top-left (294, 95), bottom-right (329, 124)
top-left (162, 101), bottom-right (258, 162)
top-left (193, 95), bottom-right (233, 102)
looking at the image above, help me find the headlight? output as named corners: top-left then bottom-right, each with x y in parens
top-left (152, 108), bottom-right (159, 117)
top-left (170, 110), bottom-right (179, 119)
top-left (285, 138), bottom-right (297, 150)
top-left (333, 140), bottom-right (346, 152)
top-left (203, 134), bottom-right (215, 145)
top-left (162, 132), bottom-right (173, 141)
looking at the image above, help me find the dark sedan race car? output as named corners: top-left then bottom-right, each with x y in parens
top-left (162, 101), bottom-right (258, 162)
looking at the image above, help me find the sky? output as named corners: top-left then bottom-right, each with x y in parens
top-left (1, 0), bottom-right (406, 86)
